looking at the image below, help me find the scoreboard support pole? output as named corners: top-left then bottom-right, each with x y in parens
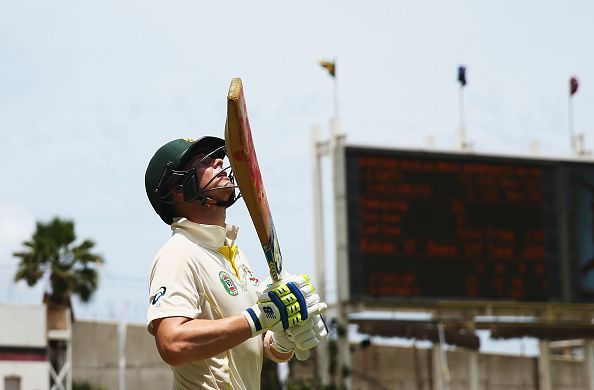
top-left (558, 166), bottom-right (572, 302)
top-left (584, 340), bottom-right (594, 390)
top-left (311, 121), bottom-right (351, 388)
top-left (468, 349), bottom-right (479, 390)
top-left (538, 341), bottom-right (552, 390)
top-left (432, 344), bottom-right (445, 390)
top-left (467, 320), bottom-right (479, 390)
top-left (432, 322), bottom-right (451, 390)
top-left (311, 124), bottom-right (330, 386)
top-left (331, 122), bottom-right (352, 389)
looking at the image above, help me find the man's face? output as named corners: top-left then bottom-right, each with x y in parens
top-left (185, 152), bottom-right (234, 201)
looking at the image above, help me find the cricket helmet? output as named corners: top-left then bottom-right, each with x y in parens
top-left (145, 137), bottom-right (240, 224)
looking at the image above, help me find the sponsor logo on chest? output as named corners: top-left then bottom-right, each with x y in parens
top-left (219, 271), bottom-right (239, 296)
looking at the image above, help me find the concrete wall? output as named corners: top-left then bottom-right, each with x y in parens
top-left (0, 304), bottom-right (48, 390)
top-left (70, 319), bottom-right (590, 390)
top-left (551, 358), bottom-right (586, 390)
top-left (292, 343), bottom-right (588, 390)
top-left (0, 304), bottom-right (46, 347)
top-left (479, 352), bottom-right (538, 389)
top-left (124, 324), bottom-right (172, 390)
top-left (72, 320), bottom-right (119, 389)
top-left (72, 320), bottom-right (171, 390)
top-left (349, 345), bottom-right (477, 389)
top-left (0, 362), bottom-right (48, 390)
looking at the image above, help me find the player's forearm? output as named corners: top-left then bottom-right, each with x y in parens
top-left (156, 315), bottom-right (252, 366)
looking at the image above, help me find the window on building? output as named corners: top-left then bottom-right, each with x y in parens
top-left (5, 376), bottom-right (21, 390)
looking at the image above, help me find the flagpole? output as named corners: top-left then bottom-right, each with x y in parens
top-left (457, 65), bottom-right (470, 151)
top-left (319, 59), bottom-right (340, 136)
top-left (332, 58), bottom-right (340, 136)
top-left (317, 58), bottom-right (347, 388)
top-left (569, 93), bottom-right (575, 155)
top-left (333, 73), bottom-right (339, 129)
top-left (459, 84), bottom-right (466, 150)
top-left (569, 76), bottom-right (579, 156)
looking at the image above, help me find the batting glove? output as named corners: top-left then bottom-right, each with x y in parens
top-left (242, 274), bottom-right (327, 337)
top-left (287, 314), bottom-right (328, 351)
top-left (271, 329), bottom-right (309, 361)
top-left (271, 315), bottom-right (329, 361)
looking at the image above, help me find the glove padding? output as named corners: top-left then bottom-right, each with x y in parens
top-left (271, 314), bottom-right (328, 361)
top-left (242, 274), bottom-right (327, 337)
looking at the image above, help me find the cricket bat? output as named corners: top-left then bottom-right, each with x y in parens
top-left (225, 78), bottom-right (326, 361)
top-left (225, 78), bottom-right (283, 282)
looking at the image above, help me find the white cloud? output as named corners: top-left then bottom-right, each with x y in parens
top-left (0, 205), bottom-right (35, 261)
top-left (0, 205), bottom-right (40, 304)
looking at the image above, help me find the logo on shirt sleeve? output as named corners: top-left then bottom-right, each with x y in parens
top-left (151, 286), bottom-right (167, 306)
top-left (219, 271), bottom-right (238, 296)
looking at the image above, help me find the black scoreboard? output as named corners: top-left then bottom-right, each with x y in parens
top-left (345, 146), bottom-right (594, 304)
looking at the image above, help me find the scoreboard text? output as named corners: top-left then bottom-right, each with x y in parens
top-left (345, 147), bottom-right (594, 303)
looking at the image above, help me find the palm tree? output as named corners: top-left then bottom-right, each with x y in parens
top-left (13, 217), bottom-right (104, 305)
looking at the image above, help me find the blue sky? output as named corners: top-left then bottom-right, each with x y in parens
top-left (1, 0), bottom-right (593, 345)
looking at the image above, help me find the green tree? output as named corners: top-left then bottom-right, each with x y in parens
top-left (13, 217), bottom-right (104, 304)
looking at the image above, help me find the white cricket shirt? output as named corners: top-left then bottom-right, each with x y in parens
top-left (147, 218), bottom-right (263, 390)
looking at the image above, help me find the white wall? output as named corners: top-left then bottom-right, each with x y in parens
top-left (0, 304), bottom-right (45, 347)
top-left (0, 304), bottom-right (48, 390)
top-left (0, 362), bottom-right (48, 390)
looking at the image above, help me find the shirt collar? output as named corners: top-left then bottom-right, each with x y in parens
top-left (171, 218), bottom-right (239, 249)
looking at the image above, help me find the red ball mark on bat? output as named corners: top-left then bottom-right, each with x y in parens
top-left (233, 150), bottom-right (247, 162)
top-left (248, 149), bottom-right (264, 200)
top-left (235, 92), bottom-right (268, 208)
top-left (241, 122), bottom-right (265, 199)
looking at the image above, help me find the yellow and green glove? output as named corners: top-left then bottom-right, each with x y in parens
top-left (242, 274), bottom-right (327, 337)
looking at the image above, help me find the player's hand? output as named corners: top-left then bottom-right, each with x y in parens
top-left (271, 329), bottom-right (310, 361)
top-left (242, 274), bottom-right (327, 337)
top-left (271, 314), bottom-right (329, 361)
top-left (287, 314), bottom-right (328, 352)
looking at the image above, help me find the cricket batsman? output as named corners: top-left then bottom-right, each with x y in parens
top-left (144, 136), bottom-right (328, 389)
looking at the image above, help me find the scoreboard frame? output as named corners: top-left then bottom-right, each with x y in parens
top-left (337, 142), bottom-right (594, 307)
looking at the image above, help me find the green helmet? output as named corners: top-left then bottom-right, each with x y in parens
top-left (145, 137), bottom-right (229, 224)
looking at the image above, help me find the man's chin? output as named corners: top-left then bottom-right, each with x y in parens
top-left (207, 186), bottom-right (235, 202)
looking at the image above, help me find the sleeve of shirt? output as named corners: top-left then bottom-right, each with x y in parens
top-left (146, 246), bottom-right (203, 334)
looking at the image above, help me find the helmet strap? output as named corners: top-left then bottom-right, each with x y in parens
top-left (198, 191), bottom-right (241, 209)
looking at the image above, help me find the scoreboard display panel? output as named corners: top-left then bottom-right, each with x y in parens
top-left (345, 146), bottom-right (594, 303)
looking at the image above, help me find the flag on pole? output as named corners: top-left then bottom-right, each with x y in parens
top-left (320, 60), bottom-right (336, 77)
top-left (570, 76), bottom-right (579, 96)
top-left (457, 66), bottom-right (467, 86)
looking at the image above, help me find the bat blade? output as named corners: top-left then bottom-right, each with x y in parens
top-left (225, 78), bottom-right (283, 282)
